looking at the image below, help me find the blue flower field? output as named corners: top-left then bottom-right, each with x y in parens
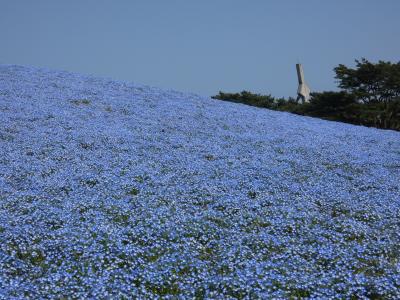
top-left (0, 65), bottom-right (399, 299)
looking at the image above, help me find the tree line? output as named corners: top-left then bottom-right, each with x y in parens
top-left (212, 59), bottom-right (400, 131)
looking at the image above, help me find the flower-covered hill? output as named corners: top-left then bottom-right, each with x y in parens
top-left (0, 65), bottom-right (399, 299)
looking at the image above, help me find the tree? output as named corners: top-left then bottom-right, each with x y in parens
top-left (212, 91), bottom-right (275, 108)
top-left (334, 58), bottom-right (400, 103)
top-left (309, 91), bottom-right (356, 113)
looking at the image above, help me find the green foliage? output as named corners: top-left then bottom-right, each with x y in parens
top-left (212, 90), bottom-right (400, 131)
top-left (309, 91), bottom-right (356, 112)
top-left (212, 58), bottom-right (400, 131)
top-left (212, 90), bottom-right (275, 108)
top-left (274, 97), bottom-right (305, 114)
top-left (304, 91), bottom-right (357, 120)
top-left (334, 58), bottom-right (400, 103)
top-left (347, 99), bottom-right (400, 130)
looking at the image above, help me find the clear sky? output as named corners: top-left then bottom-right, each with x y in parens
top-left (1, 1), bottom-right (399, 98)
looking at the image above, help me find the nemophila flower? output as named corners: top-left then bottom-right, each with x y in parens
top-left (0, 65), bottom-right (399, 298)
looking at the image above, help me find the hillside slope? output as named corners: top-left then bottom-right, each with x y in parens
top-left (1, 65), bottom-right (400, 298)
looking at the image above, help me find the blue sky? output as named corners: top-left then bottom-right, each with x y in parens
top-left (1, 0), bottom-right (399, 97)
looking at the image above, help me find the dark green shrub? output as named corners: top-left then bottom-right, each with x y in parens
top-left (212, 91), bottom-right (275, 109)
